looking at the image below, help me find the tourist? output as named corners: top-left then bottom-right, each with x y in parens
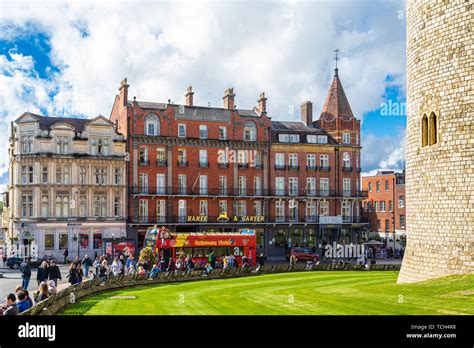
top-left (48, 280), bottom-right (57, 295)
top-left (185, 255), bottom-right (195, 271)
top-left (2, 253), bottom-right (7, 267)
top-left (15, 286), bottom-right (34, 307)
top-left (289, 254), bottom-right (297, 266)
top-left (242, 254), bottom-right (249, 267)
top-left (20, 257), bottom-right (32, 290)
top-left (3, 294), bottom-right (19, 316)
top-left (63, 248), bottom-right (69, 264)
top-left (208, 250), bottom-right (216, 268)
top-left (77, 264), bottom-right (84, 283)
top-left (48, 260), bottom-right (62, 286)
top-left (203, 262), bottom-right (213, 275)
top-left (82, 255), bottom-right (93, 278)
top-left (137, 266), bottom-right (146, 275)
top-left (73, 256), bottom-right (82, 266)
top-left (36, 260), bottom-right (49, 286)
top-left (66, 263), bottom-right (79, 285)
top-left (126, 255), bottom-right (136, 274)
top-left (111, 258), bottom-right (123, 276)
top-left (158, 259), bottom-right (167, 272)
top-left (119, 254), bottom-right (126, 275)
top-left (99, 259), bottom-right (109, 281)
top-left (93, 256), bottom-right (101, 275)
top-left (228, 253), bottom-right (235, 268)
top-left (167, 258), bottom-right (176, 272)
top-left (16, 291), bottom-right (31, 313)
top-left (148, 262), bottom-right (161, 279)
top-left (35, 281), bottom-right (49, 302)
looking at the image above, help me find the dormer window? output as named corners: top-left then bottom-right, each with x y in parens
top-left (92, 137), bottom-right (109, 155)
top-left (56, 136), bottom-right (69, 154)
top-left (145, 115), bottom-right (160, 136)
top-left (243, 121), bottom-right (257, 141)
top-left (20, 135), bottom-right (34, 153)
top-left (278, 134), bottom-right (289, 142)
top-left (317, 135), bottom-right (328, 144)
top-left (289, 134), bottom-right (300, 143)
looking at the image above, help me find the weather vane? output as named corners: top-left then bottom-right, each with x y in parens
top-left (334, 49), bottom-right (340, 76)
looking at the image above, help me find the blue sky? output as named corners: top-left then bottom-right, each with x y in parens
top-left (0, 0), bottom-right (407, 190)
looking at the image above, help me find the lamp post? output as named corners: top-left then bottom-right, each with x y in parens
top-left (111, 232), bottom-right (115, 260)
top-left (75, 232), bottom-right (80, 260)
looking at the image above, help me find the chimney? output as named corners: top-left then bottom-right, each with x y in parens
top-left (223, 88), bottom-right (235, 110)
top-left (301, 100), bottom-right (313, 125)
top-left (185, 86), bottom-right (194, 106)
top-left (258, 92), bottom-right (267, 114)
top-left (118, 78), bottom-right (129, 107)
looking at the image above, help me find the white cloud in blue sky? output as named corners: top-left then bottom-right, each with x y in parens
top-left (0, 0), bottom-right (407, 190)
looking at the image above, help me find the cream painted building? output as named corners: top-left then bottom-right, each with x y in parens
top-left (8, 112), bottom-right (127, 261)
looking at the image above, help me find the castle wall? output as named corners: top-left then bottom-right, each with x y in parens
top-left (398, 0), bottom-right (474, 283)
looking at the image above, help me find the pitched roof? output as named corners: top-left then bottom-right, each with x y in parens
top-left (16, 112), bottom-right (111, 132)
top-left (271, 121), bottom-right (322, 133)
top-left (320, 72), bottom-right (354, 120)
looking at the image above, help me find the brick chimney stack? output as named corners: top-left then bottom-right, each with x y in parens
top-left (301, 100), bottom-right (313, 125)
top-left (185, 86), bottom-right (194, 106)
top-left (258, 92), bottom-right (267, 115)
top-left (119, 78), bottom-right (129, 107)
top-left (223, 88), bottom-right (235, 110)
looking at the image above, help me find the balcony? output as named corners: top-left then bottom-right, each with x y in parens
top-left (177, 160), bottom-right (188, 167)
top-left (274, 164), bottom-right (286, 170)
top-left (288, 165), bottom-right (300, 171)
top-left (320, 165), bottom-right (330, 171)
top-left (253, 163), bottom-right (263, 169)
top-left (139, 159), bottom-right (150, 166)
top-left (306, 165), bottom-right (317, 171)
top-left (342, 166), bottom-right (353, 172)
top-left (342, 216), bottom-right (369, 223)
top-left (238, 163), bottom-right (249, 169)
top-left (218, 162), bottom-right (229, 169)
top-left (199, 161), bottom-right (209, 168)
top-left (156, 160), bottom-right (167, 167)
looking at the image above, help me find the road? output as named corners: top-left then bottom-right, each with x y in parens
top-left (0, 264), bottom-right (71, 301)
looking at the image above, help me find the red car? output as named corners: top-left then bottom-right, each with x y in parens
top-left (287, 247), bottom-right (319, 262)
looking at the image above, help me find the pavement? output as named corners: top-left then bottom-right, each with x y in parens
top-left (0, 264), bottom-right (71, 301)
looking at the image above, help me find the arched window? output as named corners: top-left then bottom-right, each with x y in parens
top-left (421, 114), bottom-right (428, 147)
top-left (342, 153), bottom-right (351, 168)
top-left (145, 114), bottom-right (160, 136)
top-left (429, 112), bottom-right (437, 145)
top-left (243, 121), bottom-right (257, 141)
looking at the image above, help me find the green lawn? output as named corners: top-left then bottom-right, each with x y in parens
top-left (60, 271), bottom-right (474, 315)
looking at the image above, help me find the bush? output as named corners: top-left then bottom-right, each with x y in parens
top-left (139, 247), bottom-right (155, 266)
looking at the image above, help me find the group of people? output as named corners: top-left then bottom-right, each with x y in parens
top-left (1, 282), bottom-right (58, 316)
top-left (19, 257), bottom-right (62, 291)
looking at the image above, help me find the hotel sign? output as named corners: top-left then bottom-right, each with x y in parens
top-left (186, 215), bottom-right (265, 223)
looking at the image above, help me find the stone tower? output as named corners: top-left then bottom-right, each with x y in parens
top-left (398, 0), bottom-right (473, 283)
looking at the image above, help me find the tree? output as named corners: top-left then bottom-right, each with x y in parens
top-left (139, 247), bottom-right (154, 267)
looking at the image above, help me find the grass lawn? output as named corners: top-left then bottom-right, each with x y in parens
top-left (60, 271), bottom-right (474, 315)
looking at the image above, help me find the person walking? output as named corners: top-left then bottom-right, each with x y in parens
top-left (48, 260), bottom-right (62, 286)
top-left (20, 257), bottom-right (32, 290)
top-left (66, 263), bottom-right (79, 285)
top-left (82, 255), bottom-right (93, 278)
top-left (3, 294), bottom-right (19, 316)
top-left (36, 261), bottom-right (49, 286)
top-left (63, 248), bottom-right (69, 264)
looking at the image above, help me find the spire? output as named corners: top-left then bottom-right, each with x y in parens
top-left (320, 68), bottom-right (354, 120)
top-left (334, 48), bottom-right (339, 77)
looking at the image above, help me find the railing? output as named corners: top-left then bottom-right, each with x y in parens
top-left (274, 164), bottom-right (286, 170)
top-left (156, 160), bottom-right (167, 166)
top-left (342, 166), bottom-right (353, 172)
top-left (319, 165), bottom-right (330, 171)
top-left (131, 186), bottom-right (368, 198)
top-left (218, 162), bottom-right (229, 169)
top-left (238, 163), bottom-right (249, 169)
top-left (139, 159), bottom-right (150, 166)
top-left (288, 165), bottom-right (300, 171)
top-left (177, 160), bottom-right (188, 167)
top-left (199, 161), bottom-right (209, 168)
top-left (306, 165), bottom-right (318, 171)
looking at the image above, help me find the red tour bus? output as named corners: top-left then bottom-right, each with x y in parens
top-left (144, 226), bottom-right (257, 267)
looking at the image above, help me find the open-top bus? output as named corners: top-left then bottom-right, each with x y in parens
top-left (144, 226), bottom-right (257, 267)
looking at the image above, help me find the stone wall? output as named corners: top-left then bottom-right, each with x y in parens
top-left (398, 0), bottom-right (474, 283)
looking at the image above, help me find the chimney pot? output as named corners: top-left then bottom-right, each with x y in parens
top-left (118, 77), bottom-right (129, 107)
top-left (258, 92), bottom-right (267, 114)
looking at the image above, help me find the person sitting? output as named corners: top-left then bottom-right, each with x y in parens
top-left (35, 281), bottom-right (49, 302)
top-left (167, 258), bottom-right (176, 272)
top-left (148, 262), bottom-right (161, 279)
top-left (241, 254), bottom-right (249, 267)
top-left (137, 266), bottom-right (146, 275)
top-left (15, 286), bottom-right (34, 308)
top-left (203, 262), bottom-right (213, 276)
top-left (185, 255), bottom-right (195, 271)
top-left (16, 291), bottom-right (31, 313)
top-left (48, 280), bottom-right (57, 295)
top-left (222, 256), bottom-right (229, 269)
top-left (3, 293), bottom-right (19, 316)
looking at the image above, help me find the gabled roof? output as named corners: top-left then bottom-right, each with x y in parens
top-left (15, 112), bottom-right (113, 132)
top-left (320, 71), bottom-right (354, 120)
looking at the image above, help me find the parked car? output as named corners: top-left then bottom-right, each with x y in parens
top-left (286, 248), bottom-right (319, 262)
top-left (6, 255), bottom-right (56, 269)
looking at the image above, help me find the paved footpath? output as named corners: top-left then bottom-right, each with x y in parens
top-left (0, 264), bottom-right (70, 301)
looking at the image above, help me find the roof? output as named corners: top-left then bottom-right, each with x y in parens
top-left (320, 72), bottom-right (354, 120)
top-left (16, 112), bottom-right (113, 132)
top-left (271, 121), bottom-right (322, 133)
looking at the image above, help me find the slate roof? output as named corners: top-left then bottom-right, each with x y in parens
top-left (271, 121), bottom-right (322, 133)
top-left (320, 73), bottom-right (354, 120)
top-left (16, 112), bottom-right (111, 132)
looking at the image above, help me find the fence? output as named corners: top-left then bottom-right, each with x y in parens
top-left (20, 263), bottom-right (401, 316)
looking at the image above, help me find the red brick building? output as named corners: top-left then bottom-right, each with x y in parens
top-left (362, 170), bottom-right (406, 248)
top-left (110, 68), bottom-right (368, 259)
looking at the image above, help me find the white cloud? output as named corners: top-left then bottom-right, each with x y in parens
top-left (0, 0), bottom-right (406, 184)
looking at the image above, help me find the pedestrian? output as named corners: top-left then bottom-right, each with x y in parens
top-left (20, 257), bottom-right (32, 290)
top-left (15, 291), bottom-right (31, 313)
top-left (36, 261), bottom-right (49, 286)
top-left (35, 281), bottom-right (49, 302)
top-left (3, 294), bottom-right (19, 316)
top-left (208, 250), bottom-right (216, 268)
top-left (82, 254), bottom-right (93, 278)
top-left (47, 280), bottom-right (57, 295)
top-left (2, 253), bottom-right (7, 267)
top-left (63, 248), bottom-right (69, 264)
top-left (99, 259), bottom-right (109, 281)
top-left (289, 254), bottom-right (297, 266)
top-left (48, 260), bottom-right (62, 286)
top-left (73, 256), bottom-right (82, 266)
top-left (66, 263), bottom-right (79, 285)
top-left (228, 253), bottom-right (235, 268)
top-left (119, 254), bottom-right (125, 275)
top-left (93, 256), bottom-right (101, 275)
